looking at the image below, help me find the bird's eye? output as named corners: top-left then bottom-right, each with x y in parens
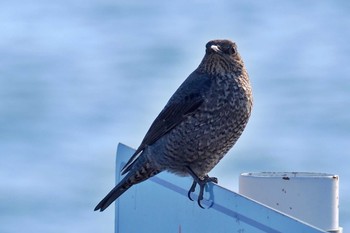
top-left (229, 46), bottom-right (236, 55)
top-left (220, 44), bottom-right (236, 55)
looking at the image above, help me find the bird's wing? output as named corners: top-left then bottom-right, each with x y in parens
top-left (121, 71), bottom-right (212, 175)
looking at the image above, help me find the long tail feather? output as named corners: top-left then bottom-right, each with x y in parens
top-left (94, 156), bottom-right (160, 212)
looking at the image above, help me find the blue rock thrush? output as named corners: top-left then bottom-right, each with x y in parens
top-left (95, 39), bottom-right (253, 211)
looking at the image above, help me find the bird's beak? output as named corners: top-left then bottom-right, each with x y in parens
top-left (210, 45), bottom-right (221, 53)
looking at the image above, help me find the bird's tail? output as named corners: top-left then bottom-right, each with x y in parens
top-left (94, 155), bottom-right (160, 212)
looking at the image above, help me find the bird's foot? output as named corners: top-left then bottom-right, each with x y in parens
top-left (186, 166), bottom-right (218, 208)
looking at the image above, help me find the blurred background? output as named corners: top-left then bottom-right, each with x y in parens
top-left (1, 0), bottom-right (349, 232)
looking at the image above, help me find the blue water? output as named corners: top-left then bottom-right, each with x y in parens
top-left (1, 1), bottom-right (349, 232)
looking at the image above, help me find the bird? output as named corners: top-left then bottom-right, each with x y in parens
top-left (94, 39), bottom-right (253, 211)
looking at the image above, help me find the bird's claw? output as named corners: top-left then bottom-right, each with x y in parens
top-left (208, 176), bottom-right (218, 184)
top-left (187, 180), bottom-right (197, 201)
top-left (187, 174), bottom-right (218, 208)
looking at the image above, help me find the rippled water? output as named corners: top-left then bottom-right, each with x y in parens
top-left (1, 1), bottom-right (349, 232)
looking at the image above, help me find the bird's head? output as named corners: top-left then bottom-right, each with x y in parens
top-left (199, 39), bottom-right (245, 75)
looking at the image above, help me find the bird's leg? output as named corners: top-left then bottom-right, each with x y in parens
top-left (185, 166), bottom-right (218, 208)
top-left (196, 175), bottom-right (218, 208)
top-left (186, 166), bottom-right (201, 201)
top-left (187, 180), bottom-right (197, 201)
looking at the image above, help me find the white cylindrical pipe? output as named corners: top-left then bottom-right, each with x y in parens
top-left (239, 172), bottom-right (341, 233)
